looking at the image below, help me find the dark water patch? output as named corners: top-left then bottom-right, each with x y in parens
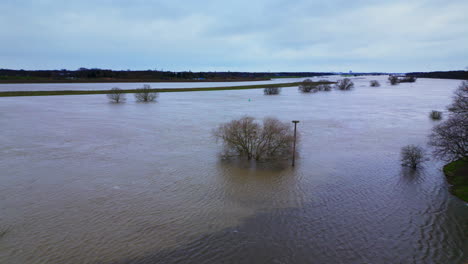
top-left (117, 201), bottom-right (468, 264)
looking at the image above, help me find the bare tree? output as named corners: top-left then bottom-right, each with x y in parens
top-left (429, 110), bottom-right (442, 120)
top-left (317, 84), bottom-right (332, 91)
top-left (401, 145), bottom-right (426, 169)
top-left (213, 116), bottom-right (295, 161)
top-left (298, 79), bottom-right (317, 93)
top-left (264, 87), bottom-right (281, 95)
top-left (388, 75), bottom-right (399, 85)
top-left (135, 84), bottom-right (158, 102)
top-left (335, 78), bottom-right (354, 90)
top-left (428, 81), bottom-right (468, 161)
top-left (370, 80), bottom-right (380, 87)
top-left (428, 115), bottom-right (467, 161)
top-left (107, 87), bottom-right (126, 103)
top-left (448, 81), bottom-right (468, 116)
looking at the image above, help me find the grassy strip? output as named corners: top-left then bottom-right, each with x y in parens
top-left (443, 159), bottom-right (468, 202)
top-left (0, 77), bottom-right (271, 84)
top-left (0, 81), bottom-right (334, 97)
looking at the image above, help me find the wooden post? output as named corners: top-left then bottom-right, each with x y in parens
top-left (292, 120), bottom-right (299, 166)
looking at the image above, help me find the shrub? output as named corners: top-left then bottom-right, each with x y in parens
top-left (298, 79), bottom-right (317, 93)
top-left (135, 84), bottom-right (158, 102)
top-left (264, 87), bottom-right (281, 95)
top-left (370, 80), bottom-right (380, 87)
top-left (401, 145), bottom-right (426, 169)
top-left (335, 78), bottom-right (354, 90)
top-left (213, 116), bottom-right (295, 161)
top-left (107, 87), bottom-right (125, 103)
top-left (388, 75), bottom-right (399, 85)
top-left (429, 110), bottom-right (442, 120)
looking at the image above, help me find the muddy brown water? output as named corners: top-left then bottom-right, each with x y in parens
top-left (0, 76), bottom-right (467, 263)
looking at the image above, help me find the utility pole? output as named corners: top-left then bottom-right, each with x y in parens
top-left (292, 120), bottom-right (299, 166)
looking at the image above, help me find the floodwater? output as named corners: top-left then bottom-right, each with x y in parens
top-left (0, 76), bottom-right (467, 264)
top-left (0, 77), bottom-right (317, 91)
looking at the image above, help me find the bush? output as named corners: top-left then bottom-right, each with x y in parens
top-left (401, 145), bottom-right (425, 169)
top-left (135, 84), bottom-right (158, 102)
top-left (335, 78), bottom-right (354, 90)
top-left (107, 87), bottom-right (125, 103)
top-left (264, 87), bottom-right (281, 95)
top-left (298, 79), bottom-right (317, 93)
top-left (429, 110), bottom-right (442, 120)
top-left (388, 75), bottom-right (399, 85)
top-left (213, 116), bottom-right (295, 161)
top-left (370, 80), bottom-right (380, 87)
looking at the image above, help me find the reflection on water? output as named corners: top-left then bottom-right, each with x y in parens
top-left (0, 76), bottom-right (467, 263)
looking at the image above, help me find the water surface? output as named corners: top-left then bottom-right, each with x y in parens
top-left (0, 76), bottom-right (466, 263)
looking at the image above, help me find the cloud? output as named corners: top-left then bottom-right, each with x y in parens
top-left (0, 0), bottom-right (467, 71)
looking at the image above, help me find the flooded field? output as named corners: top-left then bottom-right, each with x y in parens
top-left (0, 76), bottom-right (467, 263)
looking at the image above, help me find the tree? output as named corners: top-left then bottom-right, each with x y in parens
top-left (107, 87), bottom-right (125, 103)
top-left (428, 115), bottom-right (467, 161)
top-left (264, 87), bottom-right (281, 95)
top-left (135, 84), bottom-right (158, 102)
top-left (335, 78), bottom-right (354, 90)
top-left (370, 80), bottom-right (380, 87)
top-left (317, 84), bottom-right (332, 91)
top-left (448, 81), bottom-right (468, 116)
top-left (388, 75), bottom-right (399, 85)
top-left (298, 79), bottom-right (317, 93)
top-left (401, 145), bottom-right (425, 169)
top-left (428, 81), bottom-right (468, 161)
top-left (399, 76), bottom-right (417, 83)
top-left (213, 116), bottom-right (295, 161)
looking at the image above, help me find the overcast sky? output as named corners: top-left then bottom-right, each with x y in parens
top-left (1, 0), bottom-right (467, 72)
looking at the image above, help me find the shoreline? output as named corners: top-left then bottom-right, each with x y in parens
top-left (443, 159), bottom-right (468, 202)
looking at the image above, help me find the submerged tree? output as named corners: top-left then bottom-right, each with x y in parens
top-left (335, 78), bottom-right (354, 90)
top-left (388, 75), bottom-right (399, 85)
top-left (401, 145), bottom-right (426, 169)
top-left (135, 84), bottom-right (158, 102)
top-left (264, 87), bottom-right (281, 95)
top-left (213, 116), bottom-right (295, 161)
top-left (317, 84), bottom-right (332, 91)
top-left (429, 110), bottom-right (442, 120)
top-left (298, 79), bottom-right (317, 93)
top-left (370, 80), bottom-right (380, 87)
top-left (107, 87), bottom-right (126, 103)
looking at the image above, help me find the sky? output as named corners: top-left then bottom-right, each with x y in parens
top-left (1, 0), bottom-right (467, 72)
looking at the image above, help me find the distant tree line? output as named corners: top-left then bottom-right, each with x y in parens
top-left (0, 68), bottom-right (334, 81)
top-left (406, 71), bottom-right (468, 80)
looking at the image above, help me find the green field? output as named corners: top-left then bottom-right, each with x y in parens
top-left (0, 81), bottom-right (334, 97)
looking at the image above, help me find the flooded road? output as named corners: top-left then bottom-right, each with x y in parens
top-left (0, 76), bottom-right (467, 263)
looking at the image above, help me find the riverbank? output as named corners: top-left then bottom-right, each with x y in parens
top-left (443, 159), bottom-right (468, 202)
top-left (0, 81), bottom-right (333, 97)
